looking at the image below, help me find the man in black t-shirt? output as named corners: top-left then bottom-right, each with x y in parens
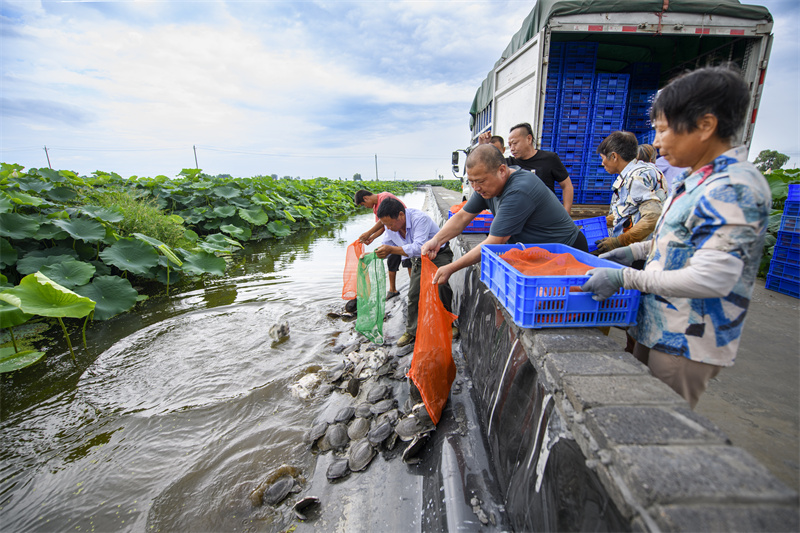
top-left (480, 122), bottom-right (574, 214)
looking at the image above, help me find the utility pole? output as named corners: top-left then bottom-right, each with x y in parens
top-left (43, 146), bottom-right (52, 169)
top-left (374, 154), bottom-right (379, 181)
top-left (193, 145), bottom-right (199, 169)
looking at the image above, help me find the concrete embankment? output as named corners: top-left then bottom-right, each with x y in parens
top-left (427, 186), bottom-right (799, 532)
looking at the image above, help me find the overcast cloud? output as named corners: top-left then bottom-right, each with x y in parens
top-left (1, 0), bottom-right (798, 180)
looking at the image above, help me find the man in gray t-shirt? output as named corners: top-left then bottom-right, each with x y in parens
top-left (422, 145), bottom-right (587, 287)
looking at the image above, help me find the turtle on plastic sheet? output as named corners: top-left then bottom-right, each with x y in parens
top-left (293, 496), bottom-right (321, 521)
top-left (326, 458), bottom-right (350, 481)
top-left (367, 421), bottom-right (394, 446)
top-left (366, 383), bottom-right (391, 403)
top-left (334, 406), bottom-right (355, 424)
top-left (354, 402), bottom-right (374, 419)
top-left (325, 423), bottom-right (350, 451)
top-left (305, 421), bottom-right (328, 448)
top-left (348, 439), bottom-right (376, 472)
top-left (370, 398), bottom-right (396, 416)
top-left (347, 417), bottom-right (370, 440)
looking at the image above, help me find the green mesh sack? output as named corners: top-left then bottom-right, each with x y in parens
top-left (355, 252), bottom-right (386, 344)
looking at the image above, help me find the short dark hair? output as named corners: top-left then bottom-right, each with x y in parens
top-left (597, 131), bottom-right (638, 162)
top-left (465, 144), bottom-right (506, 172)
top-left (650, 65), bottom-right (749, 142)
top-left (354, 189), bottom-right (372, 206)
top-left (490, 135), bottom-right (505, 147)
top-left (376, 197), bottom-right (405, 219)
top-left (510, 122), bottom-right (533, 137)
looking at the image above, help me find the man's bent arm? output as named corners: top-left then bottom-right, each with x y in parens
top-left (422, 209), bottom-right (478, 258)
top-left (432, 234), bottom-right (510, 284)
top-left (560, 177), bottom-right (574, 215)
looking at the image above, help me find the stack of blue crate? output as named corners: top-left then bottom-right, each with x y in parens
top-left (636, 130), bottom-right (656, 145)
top-left (581, 73), bottom-right (630, 204)
top-left (541, 43), bottom-right (563, 153)
top-left (555, 42), bottom-right (598, 202)
top-left (624, 62), bottom-right (660, 137)
top-left (766, 184), bottom-right (800, 298)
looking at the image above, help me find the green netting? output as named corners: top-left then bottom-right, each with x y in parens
top-left (355, 252), bottom-right (386, 344)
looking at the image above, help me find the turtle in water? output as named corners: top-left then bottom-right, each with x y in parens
top-left (347, 417), bottom-right (370, 440)
top-left (326, 458), bottom-right (350, 481)
top-left (325, 423), bottom-right (350, 451)
top-left (348, 439), bottom-right (376, 472)
top-left (334, 406), bottom-right (355, 424)
top-left (305, 421), bottom-right (328, 448)
top-left (268, 321), bottom-right (290, 341)
top-left (370, 398), bottom-right (396, 416)
top-left (262, 476), bottom-right (298, 506)
top-left (292, 496), bottom-right (321, 521)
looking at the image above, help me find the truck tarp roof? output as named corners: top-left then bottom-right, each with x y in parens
top-left (469, 0), bottom-right (772, 120)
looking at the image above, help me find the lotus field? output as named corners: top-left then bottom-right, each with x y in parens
top-left (0, 163), bottom-right (452, 372)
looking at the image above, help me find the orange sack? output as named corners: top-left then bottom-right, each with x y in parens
top-left (408, 256), bottom-right (458, 425)
top-left (342, 240), bottom-right (364, 300)
top-left (500, 246), bottom-right (593, 277)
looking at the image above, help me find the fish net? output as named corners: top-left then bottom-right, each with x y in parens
top-left (355, 251), bottom-right (385, 344)
top-left (342, 240), bottom-right (364, 300)
top-left (408, 256), bottom-right (457, 425)
top-left (500, 247), bottom-right (593, 277)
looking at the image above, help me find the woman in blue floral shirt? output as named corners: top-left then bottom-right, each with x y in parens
top-left (582, 66), bottom-right (771, 408)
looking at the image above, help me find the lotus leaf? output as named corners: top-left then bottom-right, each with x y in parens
top-left (283, 210), bottom-right (296, 222)
top-left (47, 210), bottom-right (71, 220)
top-left (220, 224), bottom-right (251, 241)
top-left (0, 273), bottom-right (95, 318)
top-left (251, 193), bottom-right (274, 207)
top-left (17, 254), bottom-right (76, 275)
top-left (181, 251), bottom-right (227, 276)
top-left (47, 187), bottom-right (77, 202)
top-left (5, 190), bottom-right (45, 207)
top-left (213, 205), bottom-right (237, 218)
top-left (34, 223), bottom-right (70, 241)
top-left (267, 220), bottom-right (292, 237)
top-left (74, 275), bottom-right (138, 320)
top-left (168, 214), bottom-right (184, 224)
top-left (0, 196), bottom-right (14, 213)
top-left (0, 212), bottom-right (41, 240)
top-left (132, 232), bottom-right (165, 247)
top-left (0, 300), bottom-right (32, 328)
top-left (0, 238), bottom-right (17, 268)
top-left (212, 186), bottom-right (241, 199)
top-left (14, 177), bottom-right (52, 193)
top-left (0, 348), bottom-right (46, 373)
top-left (239, 206), bottom-right (269, 226)
top-left (37, 168), bottom-right (66, 182)
top-left (89, 260), bottom-right (112, 277)
top-left (40, 260), bottom-right (96, 288)
top-left (184, 229), bottom-right (199, 242)
top-left (80, 205), bottom-right (125, 223)
top-left (52, 217), bottom-right (107, 243)
top-left (99, 238), bottom-right (159, 276)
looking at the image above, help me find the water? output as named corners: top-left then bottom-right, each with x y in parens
top-left (0, 190), bottom-right (428, 532)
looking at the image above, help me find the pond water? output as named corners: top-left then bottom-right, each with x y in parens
top-left (0, 190), bottom-right (429, 532)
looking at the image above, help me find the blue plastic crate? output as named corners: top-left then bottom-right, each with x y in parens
top-left (560, 104), bottom-right (591, 122)
top-left (480, 243), bottom-right (640, 328)
top-left (625, 115), bottom-right (652, 131)
top-left (561, 88), bottom-right (594, 107)
top-left (628, 89), bottom-right (657, 105)
top-left (593, 105), bottom-right (626, 121)
top-left (788, 184), bottom-right (799, 202)
top-left (627, 102), bottom-right (653, 117)
top-left (581, 189), bottom-right (613, 204)
top-left (783, 201), bottom-right (800, 217)
top-left (448, 210), bottom-right (494, 234)
top-left (773, 244), bottom-right (800, 264)
top-left (591, 119), bottom-right (625, 136)
top-left (775, 231), bottom-right (800, 249)
top-left (562, 74), bottom-right (595, 91)
top-left (768, 259), bottom-right (800, 282)
top-left (559, 120), bottom-right (591, 136)
top-left (636, 130), bottom-right (656, 145)
top-left (574, 216), bottom-right (610, 252)
top-left (582, 176), bottom-right (615, 190)
top-left (780, 213), bottom-right (800, 233)
top-left (765, 274), bottom-right (800, 299)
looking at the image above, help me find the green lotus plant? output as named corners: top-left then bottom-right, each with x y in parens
top-left (0, 273), bottom-right (95, 363)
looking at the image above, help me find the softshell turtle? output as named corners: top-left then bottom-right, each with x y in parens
top-left (325, 363), bottom-right (347, 384)
top-left (293, 496), bottom-right (320, 521)
top-left (334, 406), bottom-right (355, 424)
top-left (347, 417), bottom-right (370, 440)
top-left (370, 398), bottom-right (396, 416)
top-left (367, 384), bottom-right (390, 403)
top-left (395, 416), bottom-right (427, 442)
top-left (367, 421), bottom-right (394, 446)
top-left (325, 423), bottom-right (350, 451)
top-left (354, 402), bottom-right (373, 419)
top-left (402, 433), bottom-right (430, 464)
top-left (348, 439), bottom-right (376, 472)
top-left (262, 476), bottom-right (296, 506)
top-left (269, 321), bottom-right (290, 341)
top-left (305, 421), bottom-right (328, 446)
top-left (326, 458), bottom-right (350, 481)
top-left (345, 377), bottom-right (360, 397)
top-left (375, 408), bottom-right (399, 427)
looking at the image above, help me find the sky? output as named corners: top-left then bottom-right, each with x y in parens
top-left (1, 0), bottom-right (798, 181)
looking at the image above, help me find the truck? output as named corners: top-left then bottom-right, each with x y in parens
top-left (452, 0), bottom-right (773, 203)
